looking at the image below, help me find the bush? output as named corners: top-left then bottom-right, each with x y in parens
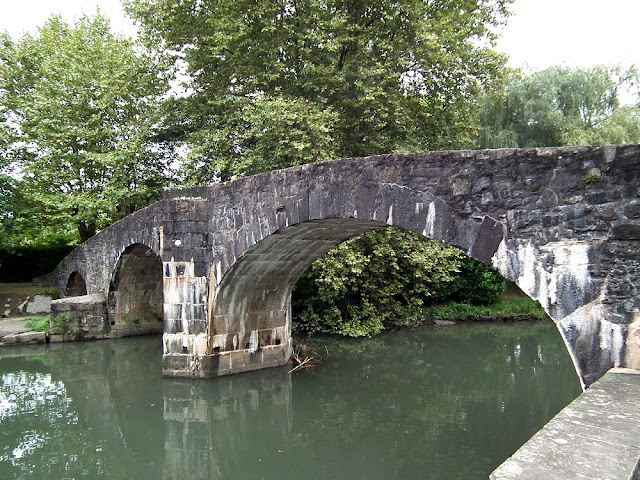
top-left (449, 256), bottom-right (505, 305)
top-left (293, 228), bottom-right (460, 337)
top-left (24, 316), bottom-right (50, 332)
top-left (292, 228), bottom-right (506, 337)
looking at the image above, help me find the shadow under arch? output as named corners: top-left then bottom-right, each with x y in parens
top-left (108, 243), bottom-right (164, 330)
top-left (65, 271), bottom-right (88, 297)
top-left (208, 218), bottom-right (387, 353)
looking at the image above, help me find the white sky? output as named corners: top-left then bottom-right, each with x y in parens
top-left (0, 0), bottom-right (639, 71)
top-left (496, 0), bottom-right (640, 70)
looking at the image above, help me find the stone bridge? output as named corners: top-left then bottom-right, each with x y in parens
top-left (52, 145), bottom-right (640, 386)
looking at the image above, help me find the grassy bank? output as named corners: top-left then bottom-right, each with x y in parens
top-left (419, 282), bottom-right (548, 324)
top-left (420, 297), bottom-right (548, 323)
top-left (23, 316), bottom-right (50, 332)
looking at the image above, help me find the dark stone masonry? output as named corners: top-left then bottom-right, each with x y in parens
top-left (52, 145), bottom-right (640, 385)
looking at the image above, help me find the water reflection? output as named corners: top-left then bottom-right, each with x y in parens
top-left (163, 370), bottom-right (292, 480)
top-left (0, 322), bottom-right (581, 480)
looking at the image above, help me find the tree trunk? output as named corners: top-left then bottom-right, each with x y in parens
top-left (78, 220), bottom-right (97, 242)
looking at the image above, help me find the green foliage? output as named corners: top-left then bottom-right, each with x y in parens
top-left (447, 255), bottom-right (506, 305)
top-left (421, 297), bottom-right (548, 323)
top-left (293, 228), bottom-right (505, 337)
top-left (0, 14), bottom-right (173, 243)
top-left (581, 174), bottom-right (600, 185)
top-left (52, 312), bottom-right (73, 335)
top-left (477, 65), bottom-right (640, 148)
top-left (177, 95), bottom-right (340, 184)
top-left (126, 0), bottom-right (512, 182)
top-left (0, 245), bottom-right (75, 282)
top-left (0, 175), bottom-right (79, 249)
top-left (123, 313), bottom-right (140, 325)
top-left (24, 316), bottom-right (50, 332)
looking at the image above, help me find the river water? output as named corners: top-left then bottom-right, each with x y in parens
top-left (0, 321), bottom-right (581, 480)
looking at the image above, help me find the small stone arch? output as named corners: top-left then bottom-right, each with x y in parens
top-left (65, 271), bottom-right (87, 297)
top-left (108, 243), bottom-right (164, 328)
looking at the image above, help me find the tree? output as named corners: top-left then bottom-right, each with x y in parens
top-left (123, 0), bottom-right (513, 335)
top-left (0, 14), bottom-right (172, 242)
top-left (477, 65), bottom-right (640, 148)
top-left (125, 0), bottom-right (512, 182)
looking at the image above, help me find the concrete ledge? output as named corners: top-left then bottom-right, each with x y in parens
top-left (163, 341), bottom-right (293, 378)
top-left (1, 331), bottom-right (47, 345)
top-left (491, 368), bottom-right (640, 480)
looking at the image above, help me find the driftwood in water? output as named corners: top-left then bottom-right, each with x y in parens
top-left (289, 344), bottom-right (325, 373)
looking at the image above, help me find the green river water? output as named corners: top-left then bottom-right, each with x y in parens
top-left (0, 321), bottom-right (581, 479)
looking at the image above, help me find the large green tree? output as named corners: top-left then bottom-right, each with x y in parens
top-left (123, 0), bottom-right (513, 335)
top-left (0, 14), bottom-right (171, 243)
top-left (477, 65), bottom-right (640, 148)
top-left (125, 0), bottom-right (512, 183)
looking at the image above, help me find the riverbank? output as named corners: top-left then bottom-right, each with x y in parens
top-left (0, 281), bottom-right (547, 347)
top-left (0, 283), bottom-right (57, 346)
top-left (0, 282), bottom-right (58, 319)
top-left (0, 317), bottom-right (47, 346)
top-left (414, 297), bottom-right (548, 325)
top-left (384, 282), bottom-right (549, 331)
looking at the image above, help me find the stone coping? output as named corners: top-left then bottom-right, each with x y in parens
top-left (51, 294), bottom-right (105, 305)
top-left (491, 368), bottom-right (640, 480)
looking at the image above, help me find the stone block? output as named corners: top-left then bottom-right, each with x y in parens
top-left (612, 224), bottom-right (640, 240)
top-left (50, 294), bottom-right (108, 336)
top-left (191, 319), bottom-right (207, 335)
top-left (468, 215), bottom-right (504, 265)
top-left (24, 295), bottom-right (53, 315)
top-left (2, 332), bottom-right (47, 345)
top-left (162, 353), bottom-right (190, 375)
top-left (162, 342), bottom-right (291, 378)
top-left (163, 319), bottom-right (182, 334)
top-left (624, 203), bottom-right (640, 219)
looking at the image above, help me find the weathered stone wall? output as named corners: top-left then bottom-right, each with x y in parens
top-left (54, 145), bottom-right (640, 385)
top-left (50, 294), bottom-right (109, 341)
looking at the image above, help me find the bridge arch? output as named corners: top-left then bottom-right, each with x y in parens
top-left (107, 243), bottom-right (164, 328)
top-left (208, 219), bottom-right (387, 354)
top-left (65, 271), bottom-right (87, 297)
top-left (204, 211), bottom-right (526, 375)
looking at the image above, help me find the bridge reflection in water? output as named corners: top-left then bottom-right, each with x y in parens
top-left (47, 338), bottom-right (292, 480)
top-left (0, 322), bottom-right (584, 479)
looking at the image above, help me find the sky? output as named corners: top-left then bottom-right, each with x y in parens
top-left (0, 0), bottom-right (639, 71)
